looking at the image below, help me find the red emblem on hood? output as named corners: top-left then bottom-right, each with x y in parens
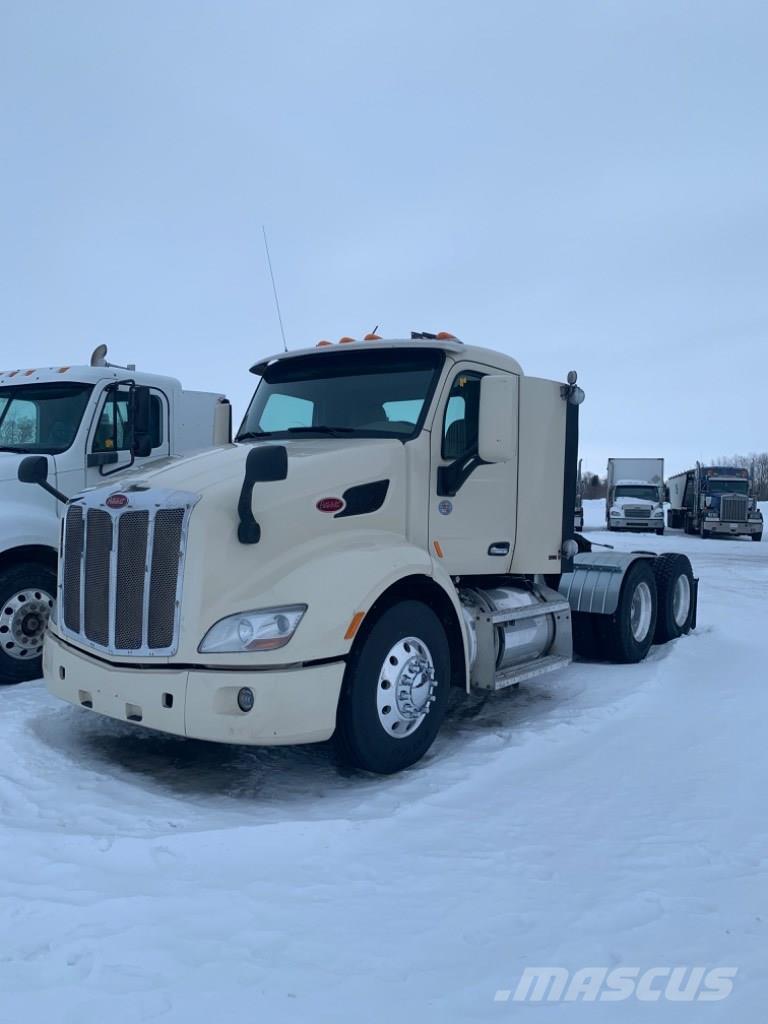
top-left (316, 497), bottom-right (344, 513)
top-left (106, 494), bottom-right (129, 509)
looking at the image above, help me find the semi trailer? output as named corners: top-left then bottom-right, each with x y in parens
top-left (0, 346), bottom-right (231, 683)
top-left (667, 464), bottom-right (763, 540)
top-left (22, 334), bottom-right (697, 774)
top-left (606, 457), bottom-right (665, 534)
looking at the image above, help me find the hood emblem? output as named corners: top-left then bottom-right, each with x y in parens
top-left (106, 493), bottom-right (129, 509)
top-left (316, 497), bottom-right (345, 514)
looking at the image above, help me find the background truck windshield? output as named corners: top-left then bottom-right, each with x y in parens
top-left (0, 382), bottom-right (93, 454)
top-left (615, 485), bottom-right (658, 501)
top-left (239, 348), bottom-right (445, 440)
top-left (706, 478), bottom-right (749, 495)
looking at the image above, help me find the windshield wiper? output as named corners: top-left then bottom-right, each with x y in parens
top-left (237, 430), bottom-right (275, 441)
top-left (286, 426), bottom-right (355, 437)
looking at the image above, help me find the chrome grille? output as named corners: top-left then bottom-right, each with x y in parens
top-left (625, 506), bottom-right (651, 519)
top-left (148, 509), bottom-right (185, 650)
top-left (62, 506), bottom-right (84, 633)
top-left (59, 490), bottom-right (197, 657)
top-left (720, 495), bottom-right (748, 522)
top-left (115, 510), bottom-right (149, 650)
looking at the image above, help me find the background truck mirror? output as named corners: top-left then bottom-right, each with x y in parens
top-left (478, 375), bottom-right (517, 463)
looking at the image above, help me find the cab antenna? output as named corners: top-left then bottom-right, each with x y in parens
top-left (262, 226), bottom-right (288, 352)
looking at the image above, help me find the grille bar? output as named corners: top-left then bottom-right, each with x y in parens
top-left (59, 491), bottom-right (197, 657)
top-left (720, 495), bottom-right (748, 522)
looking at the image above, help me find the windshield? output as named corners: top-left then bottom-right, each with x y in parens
top-left (238, 349), bottom-right (445, 441)
top-left (615, 485), bottom-right (658, 501)
top-left (0, 382), bottom-right (93, 454)
top-left (706, 478), bottom-right (748, 495)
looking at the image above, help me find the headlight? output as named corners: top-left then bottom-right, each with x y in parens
top-left (652, 508), bottom-right (663, 517)
top-left (610, 509), bottom-right (622, 517)
top-left (706, 512), bottom-right (718, 519)
top-left (199, 605), bottom-right (307, 653)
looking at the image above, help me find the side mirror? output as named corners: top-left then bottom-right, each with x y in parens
top-left (131, 386), bottom-right (153, 458)
top-left (237, 445), bottom-right (289, 544)
top-left (478, 375), bottom-right (517, 463)
top-left (18, 456), bottom-right (68, 504)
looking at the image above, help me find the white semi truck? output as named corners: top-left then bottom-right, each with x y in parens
top-left (606, 457), bottom-right (665, 534)
top-left (0, 347), bottom-right (231, 683)
top-left (23, 334), bottom-right (697, 774)
top-left (667, 464), bottom-right (763, 540)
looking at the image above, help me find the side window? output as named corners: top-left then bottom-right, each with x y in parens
top-left (442, 372), bottom-right (482, 460)
top-left (259, 394), bottom-right (314, 431)
top-left (92, 388), bottom-right (164, 453)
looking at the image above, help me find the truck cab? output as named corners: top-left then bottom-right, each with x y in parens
top-left (34, 335), bottom-right (696, 773)
top-left (0, 349), bottom-right (230, 682)
top-left (667, 465), bottom-right (763, 540)
top-left (606, 458), bottom-right (665, 534)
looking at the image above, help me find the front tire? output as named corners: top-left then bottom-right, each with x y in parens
top-left (0, 562), bottom-right (56, 684)
top-left (752, 533), bottom-right (763, 542)
top-left (335, 601), bottom-right (451, 774)
top-left (652, 553), bottom-right (694, 643)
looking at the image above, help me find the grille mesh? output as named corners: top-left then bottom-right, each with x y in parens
top-left (84, 510), bottom-right (113, 646)
top-left (148, 509), bottom-right (184, 650)
top-left (115, 511), bottom-right (149, 649)
top-left (720, 495), bottom-right (748, 522)
top-left (62, 506), bottom-right (84, 632)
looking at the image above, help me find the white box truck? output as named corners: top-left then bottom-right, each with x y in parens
top-left (0, 347), bottom-right (231, 683)
top-left (24, 334), bottom-right (697, 773)
top-left (606, 457), bottom-right (665, 534)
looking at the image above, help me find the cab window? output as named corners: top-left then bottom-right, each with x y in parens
top-left (92, 387), bottom-right (164, 453)
top-left (442, 372), bottom-right (483, 460)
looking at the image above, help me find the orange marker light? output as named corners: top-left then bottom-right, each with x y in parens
top-left (433, 540), bottom-right (444, 558)
top-left (316, 340), bottom-right (333, 347)
top-left (344, 611), bottom-right (365, 640)
top-left (338, 336), bottom-right (355, 344)
top-left (364, 333), bottom-right (382, 341)
top-left (436, 332), bottom-right (456, 340)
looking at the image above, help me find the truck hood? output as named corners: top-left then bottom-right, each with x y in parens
top-left (0, 451), bottom-right (28, 484)
top-left (612, 496), bottom-right (658, 510)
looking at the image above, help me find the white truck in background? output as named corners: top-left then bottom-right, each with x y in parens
top-left (0, 346), bottom-right (231, 683)
top-left (606, 457), bottom-right (665, 535)
top-left (24, 333), bottom-right (698, 774)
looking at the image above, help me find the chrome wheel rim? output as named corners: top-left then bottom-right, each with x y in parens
top-left (0, 588), bottom-right (55, 661)
top-left (376, 636), bottom-right (436, 739)
top-left (672, 574), bottom-right (691, 627)
top-left (629, 581), bottom-right (653, 642)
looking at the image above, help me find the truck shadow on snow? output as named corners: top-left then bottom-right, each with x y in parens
top-left (27, 656), bottom-right (660, 809)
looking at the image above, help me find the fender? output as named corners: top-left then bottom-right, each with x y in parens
top-left (0, 504), bottom-right (60, 563)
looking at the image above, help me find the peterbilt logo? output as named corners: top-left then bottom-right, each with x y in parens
top-left (106, 494), bottom-right (129, 509)
top-left (316, 497), bottom-right (345, 513)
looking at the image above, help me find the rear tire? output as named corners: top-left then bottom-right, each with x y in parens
top-left (652, 553), bottom-right (694, 643)
top-left (0, 562), bottom-right (56, 685)
top-left (334, 601), bottom-right (451, 774)
top-left (596, 560), bottom-right (658, 664)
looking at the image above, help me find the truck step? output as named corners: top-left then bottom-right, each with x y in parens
top-left (473, 654), bottom-right (571, 692)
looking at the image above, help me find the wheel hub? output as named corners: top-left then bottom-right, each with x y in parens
top-left (629, 581), bottom-right (653, 643)
top-left (672, 574), bottom-right (691, 627)
top-left (376, 636), bottom-right (436, 739)
top-left (0, 589), bottom-right (55, 661)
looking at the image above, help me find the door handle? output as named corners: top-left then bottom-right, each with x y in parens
top-left (488, 542), bottom-right (510, 556)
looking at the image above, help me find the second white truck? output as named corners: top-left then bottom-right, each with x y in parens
top-left (0, 347), bottom-right (231, 683)
top-left (606, 457), bottom-right (665, 534)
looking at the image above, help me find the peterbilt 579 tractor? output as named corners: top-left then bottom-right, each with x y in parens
top-left (667, 464), bottom-right (763, 540)
top-left (0, 347), bottom-right (231, 683)
top-left (21, 334), bottom-right (698, 774)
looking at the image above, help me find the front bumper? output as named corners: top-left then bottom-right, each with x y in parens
top-left (608, 518), bottom-right (664, 531)
top-left (705, 519), bottom-right (762, 536)
top-left (43, 631), bottom-right (345, 745)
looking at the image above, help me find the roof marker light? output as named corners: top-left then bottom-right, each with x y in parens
top-left (364, 333), bottom-right (382, 341)
top-left (338, 336), bottom-right (355, 344)
top-left (316, 340), bottom-right (333, 347)
top-left (436, 332), bottom-right (456, 340)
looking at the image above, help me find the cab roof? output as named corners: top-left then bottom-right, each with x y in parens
top-left (0, 364), bottom-right (180, 390)
top-left (251, 337), bottom-right (525, 377)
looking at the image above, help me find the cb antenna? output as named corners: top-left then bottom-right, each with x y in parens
top-left (262, 225), bottom-right (288, 352)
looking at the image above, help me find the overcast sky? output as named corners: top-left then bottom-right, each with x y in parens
top-left (1, 0), bottom-right (766, 477)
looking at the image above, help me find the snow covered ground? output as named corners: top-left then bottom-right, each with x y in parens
top-left (1, 499), bottom-right (766, 1022)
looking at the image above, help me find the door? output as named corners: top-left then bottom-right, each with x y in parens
top-left (429, 366), bottom-right (519, 575)
top-left (86, 384), bottom-right (170, 487)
